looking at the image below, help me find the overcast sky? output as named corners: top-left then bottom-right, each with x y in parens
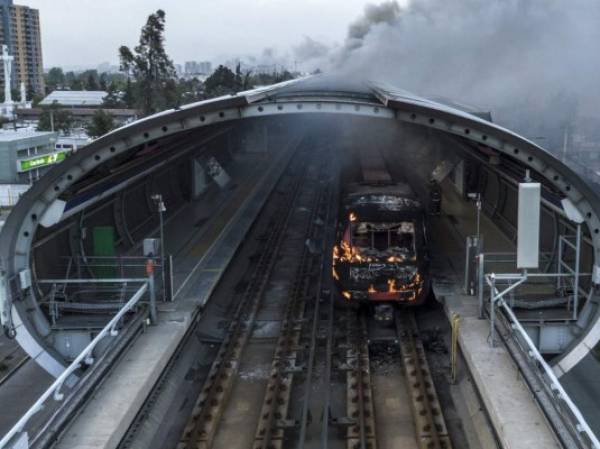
top-left (24, 0), bottom-right (404, 69)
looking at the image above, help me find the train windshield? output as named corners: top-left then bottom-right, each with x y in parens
top-left (350, 221), bottom-right (416, 260)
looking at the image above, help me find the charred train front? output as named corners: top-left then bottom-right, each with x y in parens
top-left (332, 181), bottom-right (430, 314)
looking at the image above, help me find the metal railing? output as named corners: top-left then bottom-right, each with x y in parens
top-left (0, 280), bottom-right (150, 449)
top-left (55, 255), bottom-right (173, 302)
top-left (558, 229), bottom-right (583, 320)
top-left (486, 274), bottom-right (600, 449)
top-left (475, 249), bottom-right (589, 321)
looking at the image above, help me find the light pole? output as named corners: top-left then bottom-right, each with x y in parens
top-left (151, 194), bottom-right (166, 300)
top-left (468, 192), bottom-right (482, 243)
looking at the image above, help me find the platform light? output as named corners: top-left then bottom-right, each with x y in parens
top-left (151, 193), bottom-right (167, 300)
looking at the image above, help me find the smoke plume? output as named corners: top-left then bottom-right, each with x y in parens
top-left (305, 0), bottom-right (600, 154)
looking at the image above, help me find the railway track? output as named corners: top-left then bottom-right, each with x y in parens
top-left (178, 148), bottom-right (332, 449)
top-left (395, 312), bottom-right (453, 449)
top-left (327, 309), bottom-right (452, 449)
top-left (174, 149), bottom-right (457, 449)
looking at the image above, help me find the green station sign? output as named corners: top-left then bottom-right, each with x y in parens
top-left (17, 151), bottom-right (67, 172)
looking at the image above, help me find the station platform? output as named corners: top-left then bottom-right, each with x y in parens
top-left (431, 185), bottom-right (562, 449)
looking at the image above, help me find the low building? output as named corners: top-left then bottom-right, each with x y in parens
top-left (0, 127), bottom-right (61, 183)
top-left (39, 90), bottom-right (108, 108)
top-left (0, 128), bottom-right (63, 205)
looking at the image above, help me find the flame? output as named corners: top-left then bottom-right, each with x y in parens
top-left (349, 212), bottom-right (357, 222)
top-left (388, 278), bottom-right (398, 293)
top-left (333, 245), bottom-right (340, 261)
top-left (342, 290), bottom-right (352, 300)
top-left (332, 266), bottom-right (339, 280)
top-left (387, 256), bottom-right (402, 263)
top-left (368, 284), bottom-right (376, 293)
top-left (339, 240), bottom-right (360, 263)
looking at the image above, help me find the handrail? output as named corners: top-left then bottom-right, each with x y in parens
top-left (486, 274), bottom-right (600, 449)
top-left (0, 281), bottom-right (148, 449)
top-left (37, 278), bottom-right (148, 284)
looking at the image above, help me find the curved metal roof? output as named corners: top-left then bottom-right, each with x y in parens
top-left (2, 76), bottom-right (599, 378)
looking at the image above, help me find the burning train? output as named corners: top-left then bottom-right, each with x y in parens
top-left (332, 148), bottom-right (430, 319)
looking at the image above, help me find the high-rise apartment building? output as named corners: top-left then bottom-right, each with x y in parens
top-left (0, 0), bottom-right (44, 95)
top-left (184, 61), bottom-right (212, 76)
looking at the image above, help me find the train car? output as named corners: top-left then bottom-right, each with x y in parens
top-left (332, 149), bottom-right (430, 320)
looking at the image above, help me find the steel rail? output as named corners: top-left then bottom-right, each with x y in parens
top-left (178, 158), bottom-right (308, 449)
top-left (320, 291), bottom-right (335, 449)
top-left (254, 155), bottom-right (330, 449)
top-left (356, 314), bottom-right (369, 449)
top-left (297, 176), bottom-right (333, 448)
top-left (344, 310), bottom-right (376, 449)
top-left (396, 311), bottom-right (452, 449)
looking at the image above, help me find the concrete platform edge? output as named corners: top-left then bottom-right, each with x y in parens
top-left (440, 296), bottom-right (562, 449)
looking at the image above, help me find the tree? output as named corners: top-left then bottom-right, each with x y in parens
top-left (46, 67), bottom-right (65, 91)
top-left (86, 109), bottom-right (115, 139)
top-left (83, 70), bottom-right (100, 90)
top-left (235, 63), bottom-right (243, 90)
top-left (102, 84), bottom-right (125, 108)
top-left (122, 77), bottom-right (135, 108)
top-left (204, 65), bottom-right (237, 97)
top-left (99, 72), bottom-right (109, 91)
top-left (119, 9), bottom-right (177, 116)
top-left (37, 102), bottom-right (73, 134)
top-left (177, 77), bottom-right (204, 104)
top-left (65, 71), bottom-right (83, 90)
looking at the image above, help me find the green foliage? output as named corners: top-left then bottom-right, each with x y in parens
top-left (37, 102), bottom-right (73, 134)
top-left (177, 77), bottom-right (204, 104)
top-left (102, 84), bottom-right (126, 108)
top-left (86, 109), bottom-right (115, 139)
top-left (46, 67), bottom-right (65, 91)
top-left (44, 68), bottom-right (128, 98)
top-left (119, 9), bottom-right (177, 116)
top-left (252, 70), bottom-right (294, 86)
top-left (41, 10), bottom-right (301, 115)
top-left (203, 65), bottom-right (237, 97)
top-left (82, 70), bottom-right (100, 90)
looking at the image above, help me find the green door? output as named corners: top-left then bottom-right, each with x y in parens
top-left (92, 226), bottom-right (116, 278)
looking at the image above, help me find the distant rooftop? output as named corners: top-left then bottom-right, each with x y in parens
top-left (0, 128), bottom-right (56, 142)
top-left (39, 90), bottom-right (108, 107)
